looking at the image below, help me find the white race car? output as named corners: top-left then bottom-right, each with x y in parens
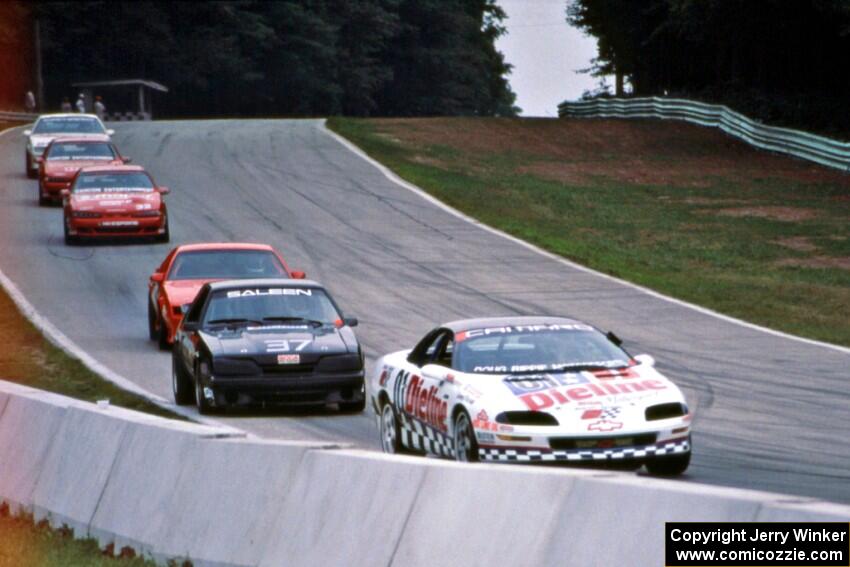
top-left (23, 114), bottom-right (114, 178)
top-left (369, 317), bottom-right (692, 475)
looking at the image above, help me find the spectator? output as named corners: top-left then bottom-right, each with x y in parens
top-left (94, 95), bottom-right (106, 120)
top-left (24, 91), bottom-right (36, 113)
top-left (75, 93), bottom-right (86, 113)
top-left (60, 97), bottom-right (72, 112)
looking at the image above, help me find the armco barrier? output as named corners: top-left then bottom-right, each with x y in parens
top-left (558, 97), bottom-right (850, 172)
top-left (1, 379), bottom-right (848, 567)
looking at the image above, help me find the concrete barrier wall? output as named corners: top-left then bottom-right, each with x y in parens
top-left (0, 379), bottom-right (847, 567)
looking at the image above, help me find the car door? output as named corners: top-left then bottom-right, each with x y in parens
top-left (400, 329), bottom-right (454, 456)
top-left (176, 286), bottom-right (209, 377)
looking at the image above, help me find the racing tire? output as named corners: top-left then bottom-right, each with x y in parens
top-left (155, 213), bottom-right (170, 243)
top-left (379, 402), bottom-right (404, 454)
top-left (157, 315), bottom-right (171, 351)
top-left (453, 410), bottom-right (479, 462)
top-left (38, 183), bottom-right (49, 207)
top-left (26, 153), bottom-right (36, 179)
top-left (147, 301), bottom-right (158, 341)
top-left (63, 216), bottom-right (78, 246)
top-left (171, 353), bottom-right (193, 405)
top-left (645, 446), bottom-right (691, 476)
top-left (194, 361), bottom-right (221, 415)
top-left (340, 398), bottom-right (366, 413)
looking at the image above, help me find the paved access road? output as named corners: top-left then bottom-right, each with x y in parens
top-left (1, 120), bottom-right (848, 502)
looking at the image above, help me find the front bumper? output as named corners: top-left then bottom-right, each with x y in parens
top-left (478, 436), bottom-right (690, 463)
top-left (205, 372), bottom-right (365, 406)
top-left (67, 215), bottom-right (166, 238)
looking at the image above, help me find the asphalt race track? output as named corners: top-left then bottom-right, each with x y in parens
top-left (1, 119), bottom-right (848, 502)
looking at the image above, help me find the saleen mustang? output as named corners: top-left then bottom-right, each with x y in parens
top-left (62, 165), bottom-right (169, 244)
top-left (37, 136), bottom-right (128, 205)
top-left (370, 316), bottom-right (692, 475)
top-left (23, 114), bottom-right (113, 178)
top-left (172, 279), bottom-right (364, 414)
top-left (148, 243), bottom-right (306, 349)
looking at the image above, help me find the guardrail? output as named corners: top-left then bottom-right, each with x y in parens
top-left (2, 379), bottom-right (849, 567)
top-left (0, 110), bottom-right (37, 122)
top-left (558, 97), bottom-right (850, 172)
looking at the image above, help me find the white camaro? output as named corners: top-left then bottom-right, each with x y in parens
top-left (369, 316), bottom-right (692, 475)
top-left (23, 114), bottom-right (114, 178)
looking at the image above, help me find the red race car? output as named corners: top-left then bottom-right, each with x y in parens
top-left (37, 136), bottom-right (128, 206)
top-left (61, 164), bottom-right (169, 245)
top-left (148, 243), bottom-right (306, 349)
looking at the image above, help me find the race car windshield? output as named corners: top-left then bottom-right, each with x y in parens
top-left (203, 288), bottom-right (341, 327)
top-left (33, 118), bottom-right (105, 134)
top-left (453, 327), bottom-right (631, 374)
top-left (47, 142), bottom-right (115, 161)
top-left (73, 172), bottom-right (154, 193)
top-left (168, 250), bottom-right (287, 280)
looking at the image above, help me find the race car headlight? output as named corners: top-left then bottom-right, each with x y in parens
top-left (495, 411), bottom-right (559, 426)
top-left (213, 357), bottom-right (261, 376)
top-left (134, 210), bottom-right (161, 218)
top-left (72, 211), bottom-right (101, 218)
top-left (645, 402), bottom-right (687, 421)
top-left (315, 354), bottom-right (363, 372)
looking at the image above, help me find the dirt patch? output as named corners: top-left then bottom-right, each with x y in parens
top-left (773, 236), bottom-right (819, 252)
top-left (775, 256), bottom-right (850, 270)
top-left (371, 117), bottom-right (850, 188)
top-left (711, 206), bottom-right (818, 222)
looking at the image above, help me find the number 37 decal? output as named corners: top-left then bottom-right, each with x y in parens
top-left (264, 339), bottom-right (312, 353)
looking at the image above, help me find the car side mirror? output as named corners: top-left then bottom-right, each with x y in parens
top-left (157, 186), bottom-right (170, 195)
top-left (23, 130), bottom-right (31, 136)
top-left (122, 157), bottom-right (132, 164)
top-left (106, 129), bottom-right (115, 136)
top-left (606, 331), bottom-right (623, 346)
top-left (343, 317), bottom-right (359, 327)
top-left (290, 270), bottom-right (306, 279)
top-left (181, 321), bottom-right (198, 332)
top-left (634, 354), bottom-right (655, 367)
top-left (150, 272), bottom-right (165, 283)
top-left (59, 189), bottom-right (70, 198)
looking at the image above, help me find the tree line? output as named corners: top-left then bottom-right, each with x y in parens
top-left (568, 0), bottom-right (850, 135)
top-left (28, 0), bottom-right (517, 117)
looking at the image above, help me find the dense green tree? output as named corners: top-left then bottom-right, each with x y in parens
top-left (568, 0), bottom-right (850, 133)
top-left (33, 0), bottom-right (515, 117)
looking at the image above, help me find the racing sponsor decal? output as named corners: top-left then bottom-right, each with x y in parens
top-left (455, 323), bottom-right (595, 342)
top-left (504, 372), bottom-right (588, 395)
top-left (591, 367), bottom-right (639, 380)
top-left (277, 354), bottom-right (300, 365)
top-left (100, 220), bottom-right (138, 227)
top-left (392, 369), bottom-right (448, 432)
top-left (517, 379), bottom-right (668, 411)
top-left (226, 288), bottom-right (312, 298)
top-left (264, 339), bottom-right (312, 353)
top-left (581, 407), bottom-right (621, 420)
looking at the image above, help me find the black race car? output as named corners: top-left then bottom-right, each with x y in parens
top-left (171, 278), bottom-right (364, 414)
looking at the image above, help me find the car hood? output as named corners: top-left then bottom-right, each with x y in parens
top-left (201, 324), bottom-right (358, 361)
top-left (69, 191), bottom-right (161, 213)
top-left (162, 280), bottom-right (208, 309)
top-left (44, 159), bottom-right (121, 177)
top-left (463, 363), bottom-right (686, 429)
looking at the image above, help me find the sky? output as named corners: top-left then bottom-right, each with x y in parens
top-left (496, 0), bottom-right (599, 117)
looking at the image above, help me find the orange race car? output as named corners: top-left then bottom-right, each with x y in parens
top-left (61, 164), bottom-right (169, 245)
top-left (37, 136), bottom-right (129, 206)
top-left (148, 243), bottom-right (306, 349)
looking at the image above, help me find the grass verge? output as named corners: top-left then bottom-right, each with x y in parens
top-left (328, 117), bottom-right (850, 346)
top-left (0, 507), bottom-right (165, 567)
